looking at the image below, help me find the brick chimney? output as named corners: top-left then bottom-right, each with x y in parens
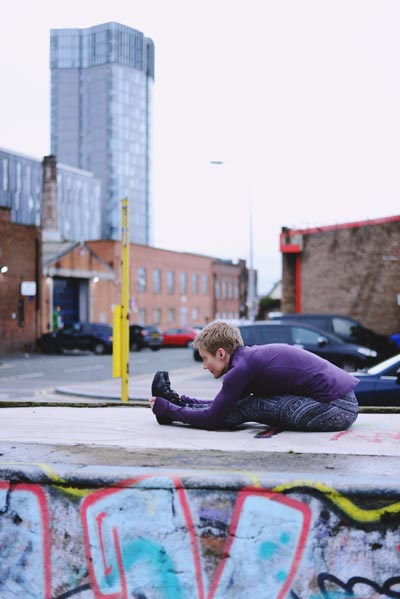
top-left (41, 155), bottom-right (61, 241)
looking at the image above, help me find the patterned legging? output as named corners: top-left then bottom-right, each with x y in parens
top-left (222, 391), bottom-right (358, 432)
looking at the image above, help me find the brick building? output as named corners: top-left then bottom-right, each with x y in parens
top-left (87, 241), bottom-right (246, 330)
top-left (0, 207), bottom-right (42, 352)
top-left (1, 232), bottom-right (247, 353)
top-left (38, 240), bottom-right (246, 334)
top-left (280, 215), bottom-right (400, 335)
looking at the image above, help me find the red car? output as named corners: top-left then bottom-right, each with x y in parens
top-left (162, 327), bottom-right (198, 347)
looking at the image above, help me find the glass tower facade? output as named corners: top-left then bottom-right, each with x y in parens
top-left (50, 22), bottom-right (155, 243)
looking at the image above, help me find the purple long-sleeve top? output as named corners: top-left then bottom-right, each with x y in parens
top-left (152, 344), bottom-right (359, 429)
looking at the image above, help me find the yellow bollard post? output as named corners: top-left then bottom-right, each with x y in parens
top-left (112, 305), bottom-right (121, 378)
top-left (120, 198), bottom-right (130, 403)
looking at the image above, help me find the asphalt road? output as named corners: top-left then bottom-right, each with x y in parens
top-left (0, 347), bottom-right (200, 401)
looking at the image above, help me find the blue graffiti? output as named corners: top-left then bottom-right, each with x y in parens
top-left (105, 538), bottom-right (188, 599)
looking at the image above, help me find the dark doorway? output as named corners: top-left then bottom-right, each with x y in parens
top-left (53, 278), bottom-right (80, 328)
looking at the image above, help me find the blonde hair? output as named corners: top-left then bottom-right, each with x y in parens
top-left (193, 320), bottom-right (244, 355)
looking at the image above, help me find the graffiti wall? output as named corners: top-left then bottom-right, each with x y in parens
top-left (0, 470), bottom-right (399, 599)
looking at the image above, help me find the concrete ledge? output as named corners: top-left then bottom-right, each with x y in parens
top-left (1, 399), bottom-right (400, 413)
top-left (0, 407), bottom-right (399, 597)
top-left (0, 453), bottom-right (399, 598)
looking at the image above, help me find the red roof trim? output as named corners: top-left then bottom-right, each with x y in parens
top-left (284, 214), bottom-right (400, 236)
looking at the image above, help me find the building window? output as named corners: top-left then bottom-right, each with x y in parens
top-left (167, 308), bottom-right (175, 323)
top-left (215, 279), bottom-right (220, 299)
top-left (180, 271), bottom-right (187, 293)
top-left (25, 165), bottom-right (32, 195)
top-left (202, 274), bottom-right (209, 294)
top-left (2, 159), bottom-right (8, 191)
top-left (16, 162), bottom-right (22, 193)
top-left (153, 268), bottom-right (161, 293)
top-left (191, 307), bottom-right (199, 321)
top-left (192, 273), bottom-right (199, 294)
top-left (153, 308), bottom-right (161, 324)
top-left (138, 307), bottom-right (146, 325)
top-left (137, 267), bottom-right (147, 292)
top-left (167, 270), bottom-right (175, 294)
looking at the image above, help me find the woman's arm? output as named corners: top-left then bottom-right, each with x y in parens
top-left (152, 365), bottom-right (250, 429)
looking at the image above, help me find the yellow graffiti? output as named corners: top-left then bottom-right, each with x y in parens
top-left (40, 464), bottom-right (92, 498)
top-left (0, 462), bottom-right (91, 498)
top-left (1, 462), bottom-right (400, 521)
top-left (273, 480), bottom-right (400, 523)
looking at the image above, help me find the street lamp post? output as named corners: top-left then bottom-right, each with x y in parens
top-left (247, 201), bottom-right (256, 321)
top-left (209, 160), bottom-right (257, 321)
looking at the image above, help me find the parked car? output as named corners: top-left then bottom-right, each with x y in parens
top-left (391, 333), bottom-right (400, 349)
top-left (353, 354), bottom-right (400, 406)
top-left (163, 327), bottom-right (199, 347)
top-left (36, 322), bottom-right (113, 355)
top-left (129, 325), bottom-right (162, 352)
top-left (270, 313), bottom-right (398, 364)
top-left (193, 321), bottom-right (378, 371)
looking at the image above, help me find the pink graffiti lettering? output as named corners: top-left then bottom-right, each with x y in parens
top-left (96, 512), bottom-right (113, 576)
top-left (330, 430), bottom-right (400, 443)
top-left (0, 482), bottom-right (51, 599)
top-left (81, 476), bottom-right (311, 599)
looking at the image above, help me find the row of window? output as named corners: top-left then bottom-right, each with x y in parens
top-left (215, 279), bottom-right (239, 300)
top-left (136, 306), bottom-right (200, 326)
top-left (1, 152), bottom-right (103, 236)
top-left (50, 25), bottom-right (149, 72)
top-left (135, 307), bottom-right (240, 327)
top-left (135, 267), bottom-right (240, 298)
top-left (1, 157), bottom-right (41, 195)
top-left (136, 268), bottom-right (209, 295)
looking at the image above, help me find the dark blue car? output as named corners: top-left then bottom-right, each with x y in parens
top-left (354, 354), bottom-right (400, 406)
top-left (36, 322), bottom-right (113, 355)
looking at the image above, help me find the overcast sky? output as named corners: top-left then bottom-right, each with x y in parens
top-left (1, 0), bottom-right (399, 294)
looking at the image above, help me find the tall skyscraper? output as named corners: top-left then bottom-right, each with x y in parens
top-left (50, 22), bottom-right (154, 243)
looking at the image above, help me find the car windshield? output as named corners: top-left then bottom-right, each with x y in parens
top-left (366, 354), bottom-right (400, 375)
top-left (273, 320), bottom-right (345, 344)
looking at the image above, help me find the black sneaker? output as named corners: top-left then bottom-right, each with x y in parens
top-left (151, 371), bottom-right (185, 406)
top-left (151, 371), bottom-right (181, 425)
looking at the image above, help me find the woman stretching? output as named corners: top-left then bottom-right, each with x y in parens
top-left (149, 320), bottom-right (359, 432)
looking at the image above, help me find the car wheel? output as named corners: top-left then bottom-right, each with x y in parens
top-left (150, 347), bottom-right (160, 351)
top-left (41, 341), bottom-right (55, 354)
top-left (93, 342), bottom-right (107, 355)
top-left (186, 340), bottom-right (194, 348)
top-left (193, 348), bottom-right (202, 362)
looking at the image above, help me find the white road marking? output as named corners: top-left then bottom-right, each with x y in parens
top-left (0, 372), bottom-right (44, 381)
top-left (64, 365), bottom-right (104, 373)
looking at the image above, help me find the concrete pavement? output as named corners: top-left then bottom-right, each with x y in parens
top-left (0, 404), bottom-right (399, 457)
top-left (0, 358), bottom-right (399, 462)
